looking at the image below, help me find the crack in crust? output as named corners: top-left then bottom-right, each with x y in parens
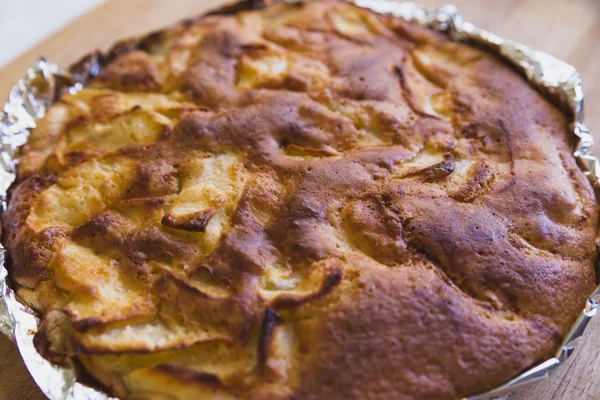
top-left (2, 1), bottom-right (598, 399)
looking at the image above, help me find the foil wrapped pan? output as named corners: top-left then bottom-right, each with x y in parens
top-left (1, 1), bottom-right (598, 399)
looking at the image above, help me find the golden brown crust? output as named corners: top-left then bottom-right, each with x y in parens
top-left (3, 1), bottom-right (598, 399)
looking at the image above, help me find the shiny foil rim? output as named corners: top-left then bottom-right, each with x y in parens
top-left (1, 2), bottom-right (599, 399)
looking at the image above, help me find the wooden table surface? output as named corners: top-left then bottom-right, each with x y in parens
top-left (0, 0), bottom-right (599, 399)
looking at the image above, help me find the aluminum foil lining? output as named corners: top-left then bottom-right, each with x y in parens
top-left (0, 1), bottom-right (599, 399)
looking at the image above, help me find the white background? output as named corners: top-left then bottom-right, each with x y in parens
top-left (0, 0), bottom-right (104, 67)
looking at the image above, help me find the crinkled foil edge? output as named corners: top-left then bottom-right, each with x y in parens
top-left (1, 1), bottom-right (599, 399)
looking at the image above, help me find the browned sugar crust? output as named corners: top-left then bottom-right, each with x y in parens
top-left (3, 1), bottom-right (598, 399)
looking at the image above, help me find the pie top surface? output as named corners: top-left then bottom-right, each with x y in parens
top-left (3, 1), bottom-right (598, 399)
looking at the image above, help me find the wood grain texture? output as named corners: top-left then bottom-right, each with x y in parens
top-left (0, 1), bottom-right (598, 399)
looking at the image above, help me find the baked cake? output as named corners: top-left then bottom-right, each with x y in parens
top-left (3, 0), bottom-right (598, 399)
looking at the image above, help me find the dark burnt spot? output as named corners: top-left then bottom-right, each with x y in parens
top-left (258, 308), bottom-right (283, 370)
top-left (72, 317), bottom-right (105, 332)
top-left (394, 65), bottom-right (406, 86)
top-left (272, 269), bottom-right (343, 310)
top-left (205, 0), bottom-right (273, 16)
top-left (161, 208), bottom-right (218, 232)
top-left (154, 364), bottom-right (225, 388)
top-left (406, 153), bottom-right (455, 182)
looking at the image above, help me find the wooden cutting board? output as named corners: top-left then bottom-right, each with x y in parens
top-left (0, 1), bottom-right (598, 399)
